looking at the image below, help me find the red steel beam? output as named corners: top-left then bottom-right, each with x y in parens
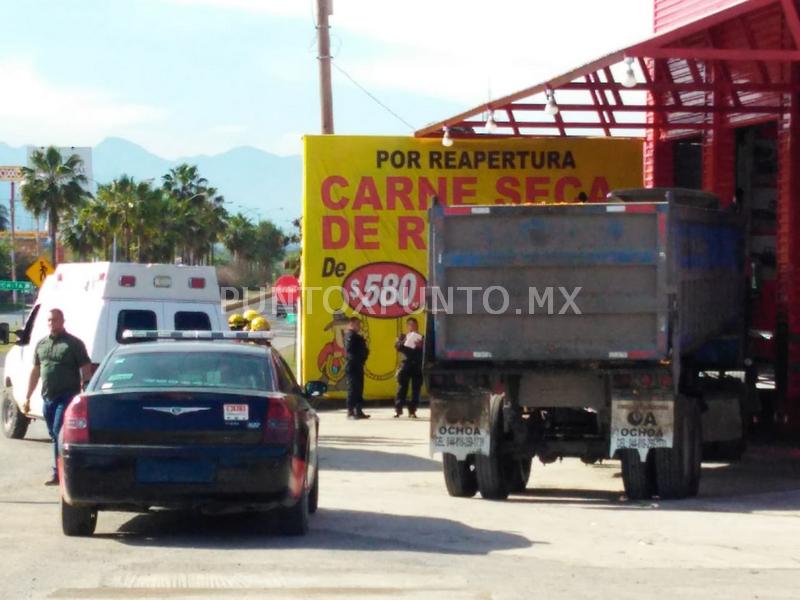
top-left (505, 107), bottom-right (520, 136)
top-left (457, 120), bottom-right (714, 130)
top-left (628, 47), bottom-right (800, 61)
top-left (559, 81), bottom-right (800, 91)
top-left (781, 0), bottom-right (800, 49)
top-left (738, 16), bottom-right (772, 83)
top-left (507, 103), bottom-right (782, 113)
top-left (586, 73), bottom-right (612, 136)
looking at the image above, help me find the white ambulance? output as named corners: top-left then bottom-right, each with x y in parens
top-left (1, 262), bottom-right (224, 439)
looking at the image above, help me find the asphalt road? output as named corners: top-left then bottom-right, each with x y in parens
top-left (1, 404), bottom-right (799, 599)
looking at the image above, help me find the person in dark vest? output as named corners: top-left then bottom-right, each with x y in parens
top-left (394, 317), bottom-right (424, 418)
top-left (23, 309), bottom-right (92, 485)
top-left (344, 316), bottom-right (370, 420)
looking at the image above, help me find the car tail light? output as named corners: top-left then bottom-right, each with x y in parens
top-left (263, 398), bottom-right (294, 445)
top-left (63, 396), bottom-right (89, 444)
top-left (153, 275), bottom-right (172, 288)
top-left (639, 373), bottom-right (653, 388)
top-left (189, 277), bottom-right (206, 289)
top-left (119, 275), bottom-right (136, 287)
top-left (660, 374), bottom-right (673, 389)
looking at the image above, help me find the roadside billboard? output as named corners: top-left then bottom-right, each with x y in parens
top-left (301, 135), bottom-right (643, 399)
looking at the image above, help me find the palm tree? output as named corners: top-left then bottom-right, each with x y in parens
top-left (0, 205), bottom-right (9, 232)
top-left (21, 147), bottom-right (89, 265)
top-left (224, 213), bottom-right (256, 263)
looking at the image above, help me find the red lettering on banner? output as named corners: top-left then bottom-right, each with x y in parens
top-left (495, 176), bottom-right (521, 204)
top-left (321, 176), bottom-right (349, 210)
top-left (525, 177), bottom-right (550, 203)
top-left (452, 177), bottom-right (477, 205)
top-left (354, 216), bottom-right (380, 249)
top-left (589, 176), bottom-right (610, 202)
top-left (398, 216), bottom-right (425, 250)
top-left (322, 216), bottom-right (349, 249)
top-left (386, 177), bottom-right (413, 210)
top-left (419, 176), bottom-right (446, 209)
top-left (353, 177), bottom-right (382, 210)
top-left (555, 176), bottom-right (581, 202)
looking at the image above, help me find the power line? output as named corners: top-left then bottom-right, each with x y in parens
top-left (331, 60), bottom-right (416, 132)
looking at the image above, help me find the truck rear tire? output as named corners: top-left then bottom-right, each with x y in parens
top-left (620, 450), bottom-right (655, 500)
top-left (475, 395), bottom-right (510, 500)
top-left (442, 454), bottom-right (478, 497)
top-left (2, 390), bottom-right (29, 440)
top-left (654, 397), bottom-right (700, 499)
top-left (507, 458), bottom-right (532, 493)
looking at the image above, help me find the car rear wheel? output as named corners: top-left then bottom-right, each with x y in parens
top-left (308, 469), bottom-right (319, 514)
top-left (442, 453), bottom-right (478, 497)
top-left (2, 390), bottom-right (29, 440)
top-left (61, 497), bottom-right (97, 537)
top-left (280, 489), bottom-right (310, 536)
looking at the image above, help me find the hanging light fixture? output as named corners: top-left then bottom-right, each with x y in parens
top-left (442, 126), bottom-right (454, 147)
top-left (621, 56), bottom-right (637, 88)
top-left (544, 90), bottom-right (559, 116)
top-left (485, 110), bottom-right (498, 133)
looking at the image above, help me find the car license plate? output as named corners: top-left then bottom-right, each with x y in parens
top-left (136, 459), bottom-right (215, 483)
top-left (224, 403), bottom-right (249, 421)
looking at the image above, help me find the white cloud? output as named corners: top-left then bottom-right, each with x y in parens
top-left (167, 0), bottom-right (308, 18)
top-left (0, 59), bottom-right (167, 147)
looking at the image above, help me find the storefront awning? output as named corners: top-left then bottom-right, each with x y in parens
top-left (415, 0), bottom-right (800, 140)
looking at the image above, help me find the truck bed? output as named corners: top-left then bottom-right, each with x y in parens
top-left (428, 193), bottom-right (744, 363)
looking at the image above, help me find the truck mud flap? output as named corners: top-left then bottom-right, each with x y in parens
top-left (610, 394), bottom-right (675, 462)
top-left (429, 395), bottom-right (490, 460)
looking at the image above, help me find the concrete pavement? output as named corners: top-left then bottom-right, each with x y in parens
top-left (0, 406), bottom-right (798, 599)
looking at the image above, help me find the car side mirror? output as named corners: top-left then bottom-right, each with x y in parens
top-left (14, 329), bottom-right (28, 346)
top-left (304, 380), bottom-right (328, 398)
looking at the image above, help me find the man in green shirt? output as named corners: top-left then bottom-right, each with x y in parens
top-left (23, 309), bottom-right (92, 485)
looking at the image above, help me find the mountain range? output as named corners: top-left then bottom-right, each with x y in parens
top-left (0, 138), bottom-right (302, 230)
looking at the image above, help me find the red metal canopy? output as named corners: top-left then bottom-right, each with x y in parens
top-left (415, 0), bottom-right (800, 140)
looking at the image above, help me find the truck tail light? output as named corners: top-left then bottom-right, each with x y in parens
top-left (63, 396), bottom-right (89, 444)
top-left (119, 275), bottom-right (136, 287)
top-left (189, 277), bottom-right (206, 289)
top-left (263, 398), bottom-right (294, 445)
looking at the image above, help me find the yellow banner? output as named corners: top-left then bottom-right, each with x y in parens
top-left (301, 135), bottom-right (643, 398)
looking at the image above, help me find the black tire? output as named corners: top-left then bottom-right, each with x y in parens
top-left (61, 497), bottom-right (97, 537)
top-left (2, 390), bottom-right (29, 440)
top-left (280, 489), bottom-right (310, 536)
top-left (506, 457), bottom-right (532, 493)
top-left (308, 468), bottom-right (319, 514)
top-left (654, 397), bottom-right (697, 499)
top-left (687, 400), bottom-right (703, 497)
top-left (442, 453), bottom-right (478, 498)
top-left (620, 450), bottom-right (656, 500)
top-left (475, 395), bottom-right (510, 500)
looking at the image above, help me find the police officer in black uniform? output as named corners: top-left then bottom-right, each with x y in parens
top-left (394, 317), bottom-right (424, 418)
top-left (344, 316), bottom-right (370, 420)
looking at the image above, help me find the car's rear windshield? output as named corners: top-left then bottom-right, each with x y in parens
top-left (95, 350), bottom-right (274, 392)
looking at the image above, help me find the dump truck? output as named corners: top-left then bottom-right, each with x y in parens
top-left (425, 189), bottom-right (749, 500)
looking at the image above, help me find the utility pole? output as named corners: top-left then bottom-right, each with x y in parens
top-left (317, 0), bottom-right (334, 133)
top-left (9, 181), bottom-right (17, 305)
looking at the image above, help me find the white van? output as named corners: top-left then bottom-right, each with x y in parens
top-left (2, 262), bottom-right (224, 439)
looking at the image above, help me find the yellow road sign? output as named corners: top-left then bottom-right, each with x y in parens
top-left (26, 256), bottom-right (54, 287)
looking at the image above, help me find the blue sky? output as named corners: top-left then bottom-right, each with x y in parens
top-left (0, 0), bottom-right (652, 159)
